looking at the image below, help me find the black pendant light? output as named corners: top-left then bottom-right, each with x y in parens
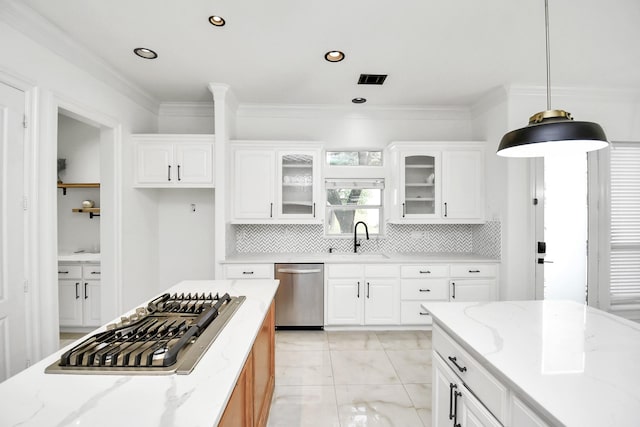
top-left (497, 0), bottom-right (608, 157)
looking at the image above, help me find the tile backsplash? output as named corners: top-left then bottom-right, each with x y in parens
top-left (233, 221), bottom-right (501, 259)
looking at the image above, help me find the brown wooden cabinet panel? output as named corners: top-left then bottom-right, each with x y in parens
top-left (218, 300), bottom-right (275, 427)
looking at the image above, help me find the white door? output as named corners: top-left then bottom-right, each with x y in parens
top-left (442, 150), bottom-right (483, 220)
top-left (458, 385), bottom-right (503, 427)
top-left (83, 281), bottom-right (101, 326)
top-left (534, 156), bottom-right (589, 303)
top-left (433, 354), bottom-right (459, 427)
top-left (326, 279), bottom-right (361, 325)
top-left (364, 279), bottom-right (399, 324)
top-left (0, 82), bottom-right (28, 381)
top-left (233, 150), bottom-right (275, 219)
top-left (278, 151), bottom-right (317, 219)
top-left (58, 280), bottom-right (83, 327)
top-left (136, 143), bottom-right (173, 184)
top-left (450, 279), bottom-right (496, 302)
top-left (400, 152), bottom-right (441, 219)
top-left (176, 143), bottom-right (213, 184)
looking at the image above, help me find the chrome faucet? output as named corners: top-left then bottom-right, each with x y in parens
top-left (353, 221), bottom-right (369, 253)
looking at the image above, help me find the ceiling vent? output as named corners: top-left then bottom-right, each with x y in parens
top-left (358, 74), bottom-right (387, 85)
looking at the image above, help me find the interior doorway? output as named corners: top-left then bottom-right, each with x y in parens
top-left (534, 155), bottom-right (590, 303)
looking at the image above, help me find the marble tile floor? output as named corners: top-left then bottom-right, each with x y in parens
top-left (268, 330), bottom-right (433, 427)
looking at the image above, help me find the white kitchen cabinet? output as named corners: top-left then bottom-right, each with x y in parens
top-left (510, 395), bottom-right (550, 427)
top-left (223, 263), bottom-right (274, 279)
top-left (449, 264), bottom-right (498, 302)
top-left (326, 264), bottom-right (399, 326)
top-left (58, 262), bottom-right (101, 329)
top-left (230, 142), bottom-right (323, 223)
top-left (133, 134), bottom-right (214, 188)
top-left (400, 264), bottom-right (450, 325)
top-left (387, 141), bottom-right (485, 224)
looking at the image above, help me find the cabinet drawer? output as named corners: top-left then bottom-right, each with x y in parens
top-left (58, 265), bottom-right (82, 279)
top-left (400, 264), bottom-right (449, 278)
top-left (450, 264), bottom-right (497, 278)
top-left (327, 264), bottom-right (364, 279)
top-left (225, 264), bottom-right (273, 279)
top-left (401, 279), bottom-right (448, 300)
top-left (83, 264), bottom-right (101, 278)
top-left (433, 324), bottom-right (508, 424)
top-left (364, 264), bottom-right (398, 278)
top-left (400, 301), bottom-right (433, 325)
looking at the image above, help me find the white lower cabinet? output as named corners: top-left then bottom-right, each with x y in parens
top-left (510, 395), bottom-right (550, 427)
top-left (223, 263), bottom-right (274, 279)
top-left (400, 264), bottom-right (450, 325)
top-left (326, 264), bottom-right (399, 326)
top-left (58, 262), bottom-right (101, 328)
top-left (450, 264), bottom-right (498, 302)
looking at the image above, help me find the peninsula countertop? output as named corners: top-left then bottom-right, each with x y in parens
top-left (0, 279), bottom-right (279, 427)
top-left (423, 300), bottom-right (640, 426)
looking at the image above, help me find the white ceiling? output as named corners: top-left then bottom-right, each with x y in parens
top-left (17, 0), bottom-right (640, 107)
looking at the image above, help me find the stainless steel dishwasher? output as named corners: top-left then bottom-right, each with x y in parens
top-left (274, 263), bottom-right (324, 329)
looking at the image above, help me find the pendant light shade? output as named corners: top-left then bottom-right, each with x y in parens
top-left (497, 109), bottom-right (608, 157)
top-left (497, 0), bottom-right (608, 157)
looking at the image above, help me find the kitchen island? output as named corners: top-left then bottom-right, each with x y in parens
top-left (424, 300), bottom-right (640, 426)
top-left (0, 279), bottom-right (278, 427)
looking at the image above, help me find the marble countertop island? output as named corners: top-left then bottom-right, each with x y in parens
top-left (424, 300), bottom-right (640, 426)
top-left (0, 279), bottom-right (279, 427)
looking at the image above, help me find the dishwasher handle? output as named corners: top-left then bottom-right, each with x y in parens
top-left (277, 268), bottom-right (322, 274)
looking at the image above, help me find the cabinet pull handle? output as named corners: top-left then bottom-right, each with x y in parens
top-left (444, 202), bottom-right (448, 217)
top-left (451, 281), bottom-right (456, 299)
top-left (177, 164), bottom-right (181, 181)
top-left (468, 269), bottom-right (481, 273)
top-left (448, 356), bottom-right (467, 373)
top-left (419, 270), bottom-right (431, 274)
top-left (58, 271), bottom-right (69, 274)
top-left (242, 271), bottom-right (254, 275)
top-left (90, 271), bottom-right (100, 275)
top-left (357, 281), bottom-right (360, 298)
top-left (419, 288), bottom-right (431, 292)
top-left (84, 283), bottom-right (88, 299)
top-left (167, 165), bottom-right (171, 181)
top-left (270, 202), bottom-right (273, 218)
top-left (366, 282), bottom-right (370, 299)
top-left (453, 389), bottom-right (462, 427)
top-left (75, 282), bottom-right (80, 299)
top-left (402, 202), bottom-right (406, 218)
top-left (419, 311), bottom-right (429, 316)
top-left (449, 383), bottom-right (456, 420)
top-left (313, 202), bottom-right (316, 217)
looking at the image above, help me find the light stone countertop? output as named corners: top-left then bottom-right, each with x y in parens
top-left (0, 279), bottom-right (279, 427)
top-left (423, 300), bottom-right (640, 427)
top-left (223, 251), bottom-right (499, 264)
top-left (58, 252), bottom-right (101, 262)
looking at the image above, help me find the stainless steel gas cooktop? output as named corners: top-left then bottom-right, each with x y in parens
top-left (46, 292), bottom-right (245, 375)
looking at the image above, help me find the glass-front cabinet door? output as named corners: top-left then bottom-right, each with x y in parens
top-left (279, 151), bottom-right (318, 219)
top-left (401, 153), bottom-right (440, 218)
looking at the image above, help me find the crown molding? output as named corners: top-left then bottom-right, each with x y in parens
top-left (507, 84), bottom-right (640, 103)
top-left (0, 0), bottom-right (160, 115)
top-left (236, 103), bottom-right (471, 121)
top-left (471, 86), bottom-right (509, 118)
top-left (158, 102), bottom-right (214, 117)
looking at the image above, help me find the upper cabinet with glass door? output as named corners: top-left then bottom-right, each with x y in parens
top-left (230, 141), bottom-right (323, 224)
top-left (387, 141), bottom-right (485, 224)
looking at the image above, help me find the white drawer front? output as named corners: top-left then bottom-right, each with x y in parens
top-left (364, 264), bottom-right (399, 278)
top-left (433, 325), bottom-right (508, 424)
top-left (83, 264), bottom-right (101, 278)
top-left (401, 279), bottom-right (449, 300)
top-left (400, 301), bottom-right (433, 325)
top-left (58, 264), bottom-right (82, 279)
top-left (400, 264), bottom-right (449, 278)
top-left (224, 264), bottom-right (273, 279)
top-left (450, 264), bottom-right (497, 278)
top-left (327, 264), bottom-right (364, 279)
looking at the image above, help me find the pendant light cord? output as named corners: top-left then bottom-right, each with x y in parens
top-left (545, 0), bottom-right (551, 110)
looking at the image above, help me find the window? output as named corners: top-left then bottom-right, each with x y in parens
top-left (609, 142), bottom-right (640, 308)
top-left (326, 151), bottom-right (382, 166)
top-left (325, 179), bottom-right (383, 236)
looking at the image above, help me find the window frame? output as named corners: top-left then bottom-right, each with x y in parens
top-left (324, 179), bottom-right (385, 238)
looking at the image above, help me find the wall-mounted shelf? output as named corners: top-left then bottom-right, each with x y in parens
top-left (58, 183), bottom-right (100, 195)
top-left (72, 208), bottom-right (101, 219)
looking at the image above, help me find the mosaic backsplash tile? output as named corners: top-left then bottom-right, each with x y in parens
top-left (233, 221), bottom-right (501, 259)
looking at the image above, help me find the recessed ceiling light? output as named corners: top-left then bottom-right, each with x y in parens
top-left (352, 98), bottom-right (367, 104)
top-left (133, 47), bottom-right (158, 59)
top-left (209, 15), bottom-right (226, 26)
top-left (325, 50), bottom-right (345, 62)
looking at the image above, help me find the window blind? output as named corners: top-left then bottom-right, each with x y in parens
top-left (609, 142), bottom-right (640, 305)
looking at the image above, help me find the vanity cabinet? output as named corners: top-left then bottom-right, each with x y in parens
top-left (133, 134), bottom-right (214, 188)
top-left (326, 264), bottom-right (400, 326)
top-left (388, 141), bottom-right (485, 224)
top-left (58, 262), bottom-right (101, 328)
top-left (230, 142), bottom-right (322, 223)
